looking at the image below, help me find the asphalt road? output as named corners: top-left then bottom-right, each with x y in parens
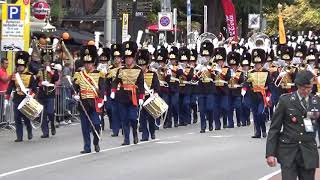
top-left (0, 120), bottom-right (287, 180)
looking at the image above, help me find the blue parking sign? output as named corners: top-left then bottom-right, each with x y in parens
top-left (7, 6), bottom-right (21, 20)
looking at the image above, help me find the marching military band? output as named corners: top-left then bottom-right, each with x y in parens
top-left (6, 33), bottom-right (320, 154)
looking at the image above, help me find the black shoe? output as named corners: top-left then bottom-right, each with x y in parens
top-left (155, 126), bottom-right (159, 130)
top-left (138, 126), bottom-right (143, 132)
top-left (28, 133), bottom-right (33, 140)
top-left (237, 123), bottom-right (241, 127)
top-left (151, 134), bottom-right (155, 139)
top-left (140, 139), bottom-right (148, 142)
top-left (51, 128), bottom-right (56, 136)
top-left (227, 126), bottom-right (234, 128)
top-left (94, 145), bottom-right (100, 152)
top-left (200, 129), bottom-right (205, 133)
top-left (133, 136), bottom-right (139, 144)
top-left (193, 119), bottom-right (198, 124)
top-left (174, 123), bottom-right (179, 128)
top-left (41, 135), bottom-right (49, 138)
top-left (121, 142), bottom-right (130, 146)
top-left (111, 134), bottom-right (118, 137)
top-left (223, 125), bottom-right (227, 129)
top-left (80, 150), bottom-right (91, 154)
top-left (262, 133), bottom-right (267, 138)
top-left (209, 126), bottom-right (213, 131)
top-left (14, 139), bottom-right (22, 142)
top-left (215, 128), bottom-right (221, 130)
top-left (193, 114), bottom-right (198, 123)
top-left (247, 121), bottom-right (251, 126)
top-left (251, 135), bottom-right (261, 138)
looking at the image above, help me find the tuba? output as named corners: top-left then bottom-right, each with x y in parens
top-left (248, 33), bottom-right (271, 51)
top-left (196, 32), bottom-right (218, 53)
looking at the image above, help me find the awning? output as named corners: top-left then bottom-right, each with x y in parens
top-left (147, 24), bottom-right (180, 32)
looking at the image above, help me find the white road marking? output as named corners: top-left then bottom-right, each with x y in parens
top-left (258, 170), bottom-right (281, 180)
top-left (0, 134), bottom-right (185, 178)
top-left (209, 135), bottom-right (233, 138)
top-left (155, 141), bottom-right (181, 144)
top-left (187, 132), bottom-right (195, 135)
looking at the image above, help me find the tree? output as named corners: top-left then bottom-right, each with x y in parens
top-left (266, 0), bottom-right (320, 35)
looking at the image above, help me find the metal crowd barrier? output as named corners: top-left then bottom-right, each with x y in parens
top-left (0, 91), bottom-right (15, 130)
top-left (54, 85), bottom-right (79, 124)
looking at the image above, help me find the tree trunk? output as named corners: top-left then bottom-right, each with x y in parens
top-left (206, 0), bottom-right (224, 36)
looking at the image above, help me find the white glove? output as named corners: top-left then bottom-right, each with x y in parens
top-left (110, 92), bottom-right (115, 99)
top-left (279, 71), bottom-right (286, 77)
top-left (206, 65), bottom-right (212, 70)
top-left (231, 72), bottom-right (236, 78)
top-left (216, 68), bottom-right (222, 74)
top-left (97, 102), bottom-right (104, 108)
top-left (73, 95), bottom-right (80, 101)
top-left (266, 96), bottom-right (270, 102)
top-left (104, 95), bottom-right (107, 102)
top-left (166, 69), bottom-right (172, 76)
top-left (139, 99), bottom-right (144, 106)
top-left (169, 65), bottom-right (173, 70)
top-left (154, 93), bottom-right (159, 97)
top-left (41, 81), bottom-right (50, 86)
top-left (46, 66), bottom-right (52, 72)
top-left (241, 89), bottom-right (247, 96)
top-left (4, 99), bottom-right (9, 107)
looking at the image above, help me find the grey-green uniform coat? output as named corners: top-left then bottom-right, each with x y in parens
top-left (266, 92), bottom-right (319, 171)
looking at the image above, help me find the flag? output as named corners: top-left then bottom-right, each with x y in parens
top-left (221, 0), bottom-right (238, 42)
top-left (278, 14), bottom-right (286, 44)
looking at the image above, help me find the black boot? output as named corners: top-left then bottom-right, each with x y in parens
top-left (28, 132), bottom-right (33, 140)
top-left (133, 128), bottom-right (139, 144)
top-left (51, 121), bottom-right (56, 136)
top-left (94, 144), bottom-right (100, 152)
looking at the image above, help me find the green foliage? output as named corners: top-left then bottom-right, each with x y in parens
top-left (266, 0), bottom-right (320, 35)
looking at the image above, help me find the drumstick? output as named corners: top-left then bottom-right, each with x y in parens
top-left (67, 77), bottom-right (101, 140)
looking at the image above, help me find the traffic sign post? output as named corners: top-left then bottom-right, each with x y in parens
top-left (158, 12), bottom-right (173, 31)
top-left (248, 14), bottom-right (261, 29)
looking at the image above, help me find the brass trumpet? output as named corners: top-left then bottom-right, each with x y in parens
top-left (274, 65), bottom-right (295, 87)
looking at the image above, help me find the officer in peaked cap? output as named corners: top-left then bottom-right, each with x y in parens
top-left (226, 51), bottom-right (243, 127)
top-left (6, 51), bottom-right (37, 142)
top-left (267, 70), bottom-right (319, 180)
top-left (136, 49), bottom-right (160, 141)
top-left (212, 47), bottom-right (229, 130)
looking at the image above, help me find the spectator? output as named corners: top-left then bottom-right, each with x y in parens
top-left (0, 58), bottom-right (10, 94)
top-left (29, 52), bottom-right (42, 75)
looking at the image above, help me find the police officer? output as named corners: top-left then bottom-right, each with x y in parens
top-left (6, 51), bottom-right (37, 142)
top-left (37, 49), bottom-right (59, 138)
top-left (266, 70), bottom-right (319, 180)
top-left (137, 49), bottom-right (160, 141)
top-left (111, 41), bottom-right (144, 145)
top-left (73, 45), bottom-right (105, 153)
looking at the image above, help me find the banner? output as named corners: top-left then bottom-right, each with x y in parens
top-left (278, 14), bottom-right (286, 44)
top-left (221, 0), bottom-right (238, 42)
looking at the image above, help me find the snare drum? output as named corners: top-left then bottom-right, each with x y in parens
top-left (143, 94), bottom-right (168, 119)
top-left (18, 97), bottom-right (43, 121)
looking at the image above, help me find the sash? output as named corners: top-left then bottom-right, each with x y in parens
top-left (79, 70), bottom-right (99, 97)
top-left (15, 73), bottom-right (28, 95)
